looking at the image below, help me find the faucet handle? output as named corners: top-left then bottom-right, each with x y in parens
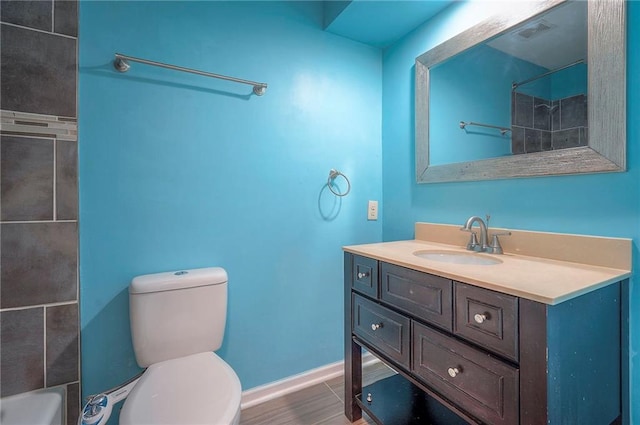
top-left (492, 231), bottom-right (511, 237)
top-left (465, 231), bottom-right (481, 251)
top-left (487, 231), bottom-right (511, 254)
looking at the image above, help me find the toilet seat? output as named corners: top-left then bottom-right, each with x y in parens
top-left (120, 352), bottom-right (241, 425)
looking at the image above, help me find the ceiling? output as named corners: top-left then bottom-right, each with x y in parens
top-left (487, 1), bottom-right (587, 70)
top-left (323, 0), bottom-right (454, 49)
top-left (323, 1), bottom-right (587, 70)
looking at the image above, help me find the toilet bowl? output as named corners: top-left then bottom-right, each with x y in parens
top-left (119, 267), bottom-right (241, 425)
top-left (120, 352), bottom-right (241, 425)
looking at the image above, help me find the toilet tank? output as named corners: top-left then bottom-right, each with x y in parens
top-left (129, 267), bottom-right (228, 367)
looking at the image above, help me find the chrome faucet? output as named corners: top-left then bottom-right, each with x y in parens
top-left (461, 215), bottom-right (511, 254)
top-left (461, 216), bottom-right (488, 252)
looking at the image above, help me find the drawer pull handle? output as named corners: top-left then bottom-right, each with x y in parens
top-left (357, 271), bottom-right (370, 279)
top-left (447, 367), bottom-right (460, 378)
top-left (474, 313), bottom-right (487, 324)
top-left (371, 323), bottom-right (383, 331)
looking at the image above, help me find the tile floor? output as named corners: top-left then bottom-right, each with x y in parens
top-left (239, 360), bottom-right (395, 425)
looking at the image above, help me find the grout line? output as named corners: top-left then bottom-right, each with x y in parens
top-left (0, 22), bottom-right (77, 40)
top-left (0, 300), bottom-right (77, 313)
top-left (0, 220), bottom-right (77, 224)
top-left (53, 139), bottom-right (57, 221)
top-left (324, 381), bottom-right (344, 403)
top-left (0, 133), bottom-right (58, 141)
top-left (43, 306), bottom-right (48, 388)
top-left (512, 124), bottom-right (586, 132)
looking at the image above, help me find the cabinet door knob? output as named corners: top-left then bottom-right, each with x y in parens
top-left (447, 367), bottom-right (460, 378)
top-left (371, 323), bottom-right (383, 331)
top-left (357, 271), bottom-right (370, 279)
top-left (474, 313), bottom-right (487, 324)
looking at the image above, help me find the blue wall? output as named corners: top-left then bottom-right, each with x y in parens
top-left (550, 62), bottom-right (588, 100)
top-left (79, 0), bottom-right (382, 400)
top-left (517, 63), bottom-right (587, 101)
top-left (79, 0), bottom-right (640, 421)
top-left (382, 1), bottom-right (639, 422)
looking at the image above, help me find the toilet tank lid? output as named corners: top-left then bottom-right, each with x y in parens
top-left (130, 267), bottom-right (227, 294)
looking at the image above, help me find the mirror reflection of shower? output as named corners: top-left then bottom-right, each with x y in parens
top-left (534, 103), bottom-right (558, 114)
top-left (511, 59), bottom-right (588, 155)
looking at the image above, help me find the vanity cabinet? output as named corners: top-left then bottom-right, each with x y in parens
top-left (344, 252), bottom-right (622, 425)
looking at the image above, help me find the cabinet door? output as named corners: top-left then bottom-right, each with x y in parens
top-left (412, 322), bottom-right (519, 425)
top-left (454, 282), bottom-right (519, 362)
top-left (380, 262), bottom-right (453, 331)
top-left (352, 294), bottom-right (410, 368)
top-left (351, 255), bottom-right (379, 298)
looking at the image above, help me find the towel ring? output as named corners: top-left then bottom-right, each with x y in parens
top-left (327, 169), bottom-right (351, 197)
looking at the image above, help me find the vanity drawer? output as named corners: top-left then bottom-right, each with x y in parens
top-left (352, 294), bottom-right (410, 368)
top-left (412, 322), bottom-right (519, 425)
top-left (380, 262), bottom-right (453, 332)
top-left (351, 255), bottom-right (379, 298)
top-left (454, 282), bottom-right (519, 362)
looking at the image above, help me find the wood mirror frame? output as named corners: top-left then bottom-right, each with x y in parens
top-left (415, 0), bottom-right (626, 183)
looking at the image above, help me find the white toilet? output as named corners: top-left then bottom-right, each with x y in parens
top-left (120, 267), bottom-right (241, 425)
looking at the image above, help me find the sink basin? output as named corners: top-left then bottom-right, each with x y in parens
top-left (413, 250), bottom-right (503, 266)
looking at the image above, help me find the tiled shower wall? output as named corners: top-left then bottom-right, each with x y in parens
top-left (0, 1), bottom-right (80, 424)
top-left (511, 91), bottom-right (588, 154)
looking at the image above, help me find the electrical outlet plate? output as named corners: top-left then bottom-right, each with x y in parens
top-left (368, 200), bottom-right (378, 220)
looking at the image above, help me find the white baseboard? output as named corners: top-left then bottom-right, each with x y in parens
top-left (240, 353), bottom-right (378, 410)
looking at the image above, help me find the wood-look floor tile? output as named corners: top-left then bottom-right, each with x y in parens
top-left (313, 412), bottom-right (373, 425)
top-left (326, 360), bottom-right (397, 403)
top-left (240, 382), bottom-right (343, 425)
top-left (240, 361), bottom-right (395, 425)
top-left (325, 376), bottom-right (343, 402)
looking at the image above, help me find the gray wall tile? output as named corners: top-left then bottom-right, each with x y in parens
top-left (54, 0), bottom-right (77, 37)
top-left (560, 94), bottom-right (587, 129)
top-left (553, 128), bottom-right (581, 149)
top-left (541, 130), bottom-right (552, 151)
top-left (511, 126), bottom-right (525, 155)
top-left (46, 304), bottom-right (79, 386)
top-left (580, 127), bottom-right (589, 146)
top-left (551, 100), bottom-right (560, 131)
top-left (1, 23), bottom-right (77, 117)
top-left (533, 98), bottom-right (551, 131)
top-left (1, 222), bottom-right (77, 308)
top-left (512, 92), bottom-right (588, 153)
top-left (1, 136), bottom-right (54, 221)
top-left (514, 92), bottom-right (533, 128)
top-left (524, 128), bottom-right (541, 153)
top-left (53, 0), bottom-right (78, 37)
top-left (0, 0), bottom-right (52, 32)
top-left (0, 308), bottom-right (45, 397)
top-left (1, 0), bottom-right (79, 401)
top-left (66, 382), bottom-right (80, 425)
top-left (57, 140), bottom-right (78, 220)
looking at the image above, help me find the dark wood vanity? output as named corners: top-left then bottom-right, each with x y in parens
top-left (344, 252), bottom-right (623, 425)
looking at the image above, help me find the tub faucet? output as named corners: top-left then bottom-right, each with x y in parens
top-left (461, 216), bottom-right (488, 252)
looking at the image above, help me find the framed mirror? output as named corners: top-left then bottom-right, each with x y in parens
top-left (415, 0), bottom-right (626, 183)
